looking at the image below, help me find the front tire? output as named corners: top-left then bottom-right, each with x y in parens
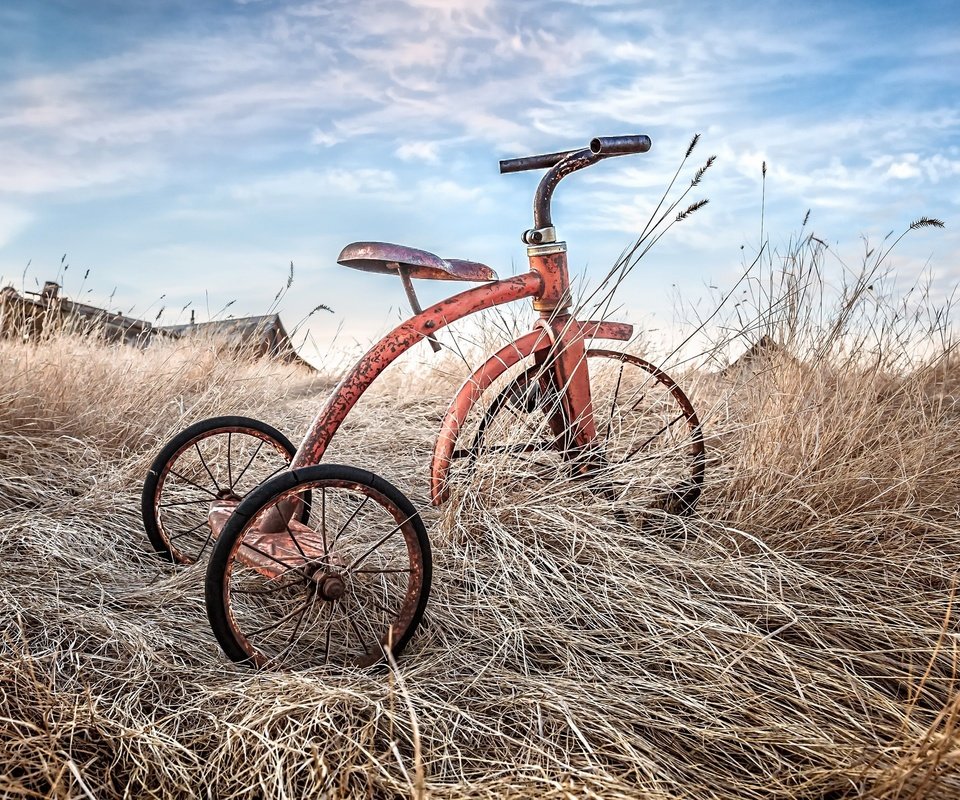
top-left (448, 349), bottom-right (705, 517)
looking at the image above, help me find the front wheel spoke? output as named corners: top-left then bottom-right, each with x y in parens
top-left (602, 362), bottom-right (627, 444)
top-left (627, 390), bottom-right (650, 412)
top-left (621, 413), bottom-right (686, 462)
top-left (473, 442), bottom-right (550, 459)
top-left (502, 394), bottom-right (532, 424)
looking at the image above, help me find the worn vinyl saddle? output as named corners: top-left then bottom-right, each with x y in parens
top-left (337, 242), bottom-right (498, 282)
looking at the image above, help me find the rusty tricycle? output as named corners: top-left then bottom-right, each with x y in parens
top-left (141, 134), bottom-right (705, 670)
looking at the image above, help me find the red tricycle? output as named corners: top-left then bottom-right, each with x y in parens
top-left (141, 134), bottom-right (705, 670)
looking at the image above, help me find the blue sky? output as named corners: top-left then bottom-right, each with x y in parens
top-left (0, 0), bottom-right (957, 364)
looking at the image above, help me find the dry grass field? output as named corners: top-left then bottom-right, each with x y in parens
top-left (2, 228), bottom-right (959, 798)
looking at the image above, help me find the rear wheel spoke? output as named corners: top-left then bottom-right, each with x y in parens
top-left (166, 469), bottom-right (219, 498)
top-left (232, 439), bottom-right (265, 488)
top-left (194, 443), bottom-right (223, 495)
top-left (208, 466), bottom-right (431, 670)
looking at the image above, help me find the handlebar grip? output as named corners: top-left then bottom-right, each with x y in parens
top-left (499, 148), bottom-right (579, 174)
top-left (500, 135), bottom-right (652, 174)
top-left (590, 135), bottom-right (652, 156)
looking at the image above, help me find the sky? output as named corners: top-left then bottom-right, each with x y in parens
top-left (0, 0), bottom-right (957, 366)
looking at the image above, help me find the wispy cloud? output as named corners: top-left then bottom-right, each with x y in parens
top-left (0, 204), bottom-right (32, 248)
top-left (396, 141), bottom-right (442, 164)
top-left (227, 168), bottom-right (400, 202)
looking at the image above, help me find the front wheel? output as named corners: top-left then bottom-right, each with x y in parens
top-left (449, 349), bottom-right (705, 517)
top-left (205, 464), bottom-right (432, 670)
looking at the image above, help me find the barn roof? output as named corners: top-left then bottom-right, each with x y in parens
top-left (0, 281), bottom-right (313, 369)
top-left (157, 314), bottom-right (312, 368)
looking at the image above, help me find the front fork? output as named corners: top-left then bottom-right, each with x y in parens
top-left (527, 241), bottom-right (598, 459)
top-left (532, 317), bottom-right (597, 455)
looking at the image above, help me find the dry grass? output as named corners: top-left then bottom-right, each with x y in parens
top-left (2, 231), bottom-right (960, 799)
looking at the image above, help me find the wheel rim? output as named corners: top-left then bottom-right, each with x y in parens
top-left (220, 478), bottom-right (427, 669)
top-left (152, 427), bottom-right (294, 564)
top-left (450, 349), bottom-right (704, 516)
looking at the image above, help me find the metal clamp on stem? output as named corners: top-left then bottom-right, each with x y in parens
top-left (395, 264), bottom-right (442, 353)
top-left (521, 226), bottom-right (557, 245)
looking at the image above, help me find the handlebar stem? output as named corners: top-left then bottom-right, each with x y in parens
top-left (533, 147), bottom-right (599, 229)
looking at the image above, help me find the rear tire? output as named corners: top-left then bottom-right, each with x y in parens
top-left (205, 464), bottom-right (432, 670)
top-left (142, 416), bottom-right (298, 565)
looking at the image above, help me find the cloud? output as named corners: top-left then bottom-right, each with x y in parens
top-left (415, 178), bottom-right (485, 205)
top-left (886, 157), bottom-right (922, 180)
top-left (396, 141), bottom-right (441, 164)
top-left (311, 129), bottom-right (341, 147)
top-left (876, 152), bottom-right (960, 184)
top-left (227, 168), bottom-right (399, 202)
top-left (0, 204), bottom-right (33, 247)
top-left (0, 147), bottom-right (161, 194)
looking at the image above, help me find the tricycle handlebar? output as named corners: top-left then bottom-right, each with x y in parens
top-left (500, 135), bottom-right (652, 230)
top-left (499, 134), bottom-right (651, 175)
top-left (499, 148), bottom-right (579, 174)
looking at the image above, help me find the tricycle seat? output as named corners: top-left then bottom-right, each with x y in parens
top-left (337, 241), bottom-right (498, 282)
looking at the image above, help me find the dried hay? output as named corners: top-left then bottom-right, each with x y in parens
top-left (2, 238), bottom-right (959, 798)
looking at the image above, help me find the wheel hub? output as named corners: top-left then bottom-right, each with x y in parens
top-left (317, 573), bottom-right (346, 601)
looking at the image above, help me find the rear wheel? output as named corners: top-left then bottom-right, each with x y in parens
top-left (205, 464), bottom-right (432, 670)
top-left (142, 416), bottom-right (298, 565)
top-left (449, 349), bottom-right (704, 516)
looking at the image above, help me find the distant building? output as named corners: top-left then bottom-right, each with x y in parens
top-left (0, 281), bottom-right (313, 369)
top-left (0, 281), bottom-right (153, 345)
top-left (158, 312), bottom-right (311, 368)
top-left (720, 335), bottom-right (796, 375)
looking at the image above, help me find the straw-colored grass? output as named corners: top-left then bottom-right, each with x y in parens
top-left (2, 230), bottom-right (959, 799)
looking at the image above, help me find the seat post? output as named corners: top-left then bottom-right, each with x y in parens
top-left (397, 265), bottom-right (442, 353)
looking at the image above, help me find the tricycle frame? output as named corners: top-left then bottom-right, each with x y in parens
top-left (289, 266), bottom-right (637, 505)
